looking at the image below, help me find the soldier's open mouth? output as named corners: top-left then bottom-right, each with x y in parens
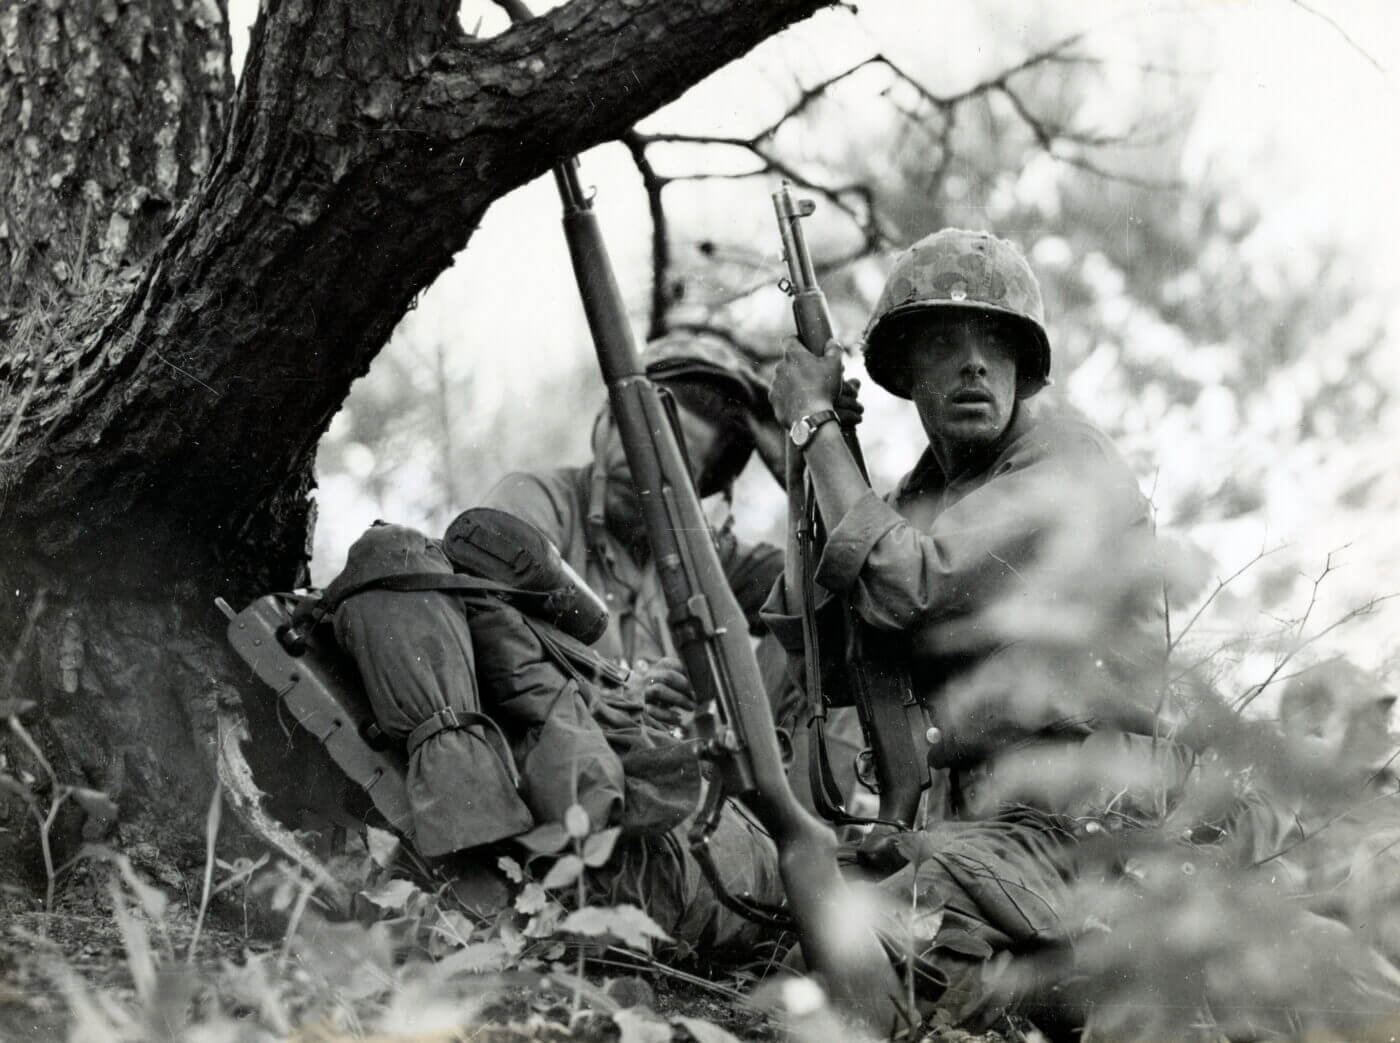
top-left (950, 388), bottom-right (993, 404)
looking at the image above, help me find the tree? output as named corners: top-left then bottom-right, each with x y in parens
top-left (0, 0), bottom-right (835, 881)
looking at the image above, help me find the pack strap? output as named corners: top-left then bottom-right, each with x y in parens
top-left (521, 615), bottom-right (632, 689)
top-left (291, 572), bottom-right (542, 635)
top-left (406, 707), bottom-right (518, 785)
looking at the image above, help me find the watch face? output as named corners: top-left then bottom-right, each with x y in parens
top-left (789, 418), bottom-right (812, 447)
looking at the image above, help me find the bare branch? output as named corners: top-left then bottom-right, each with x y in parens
top-left (621, 130), bottom-right (672, 341)
top-left (1232, 545), bottom-right (1398, 712)
top-left (621, 12), bottom-right (1185, 333)
top-left (996, 84), bottom-right (1183, 190)
top-left (1252, 788), bottom-right (1398, 868)
top-left (755, 57), bottom-right (885, 140)
top-left (1168, 542), bottom-right (1283, 655)
top-left (1286, 0), bottom-right (1384, 74)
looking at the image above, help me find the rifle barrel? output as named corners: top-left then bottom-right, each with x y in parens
top-left (555, 162), bottom-right (904, 1038)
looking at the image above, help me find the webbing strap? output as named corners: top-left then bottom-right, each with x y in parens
top-left (406, 707), bottom-right (518, 785)
top-left (291, 572), bottom-right (543, 635)
top-left (521, 615), bottom-right (631, 689)
top-left (323, 572), bottom-right (531, 613)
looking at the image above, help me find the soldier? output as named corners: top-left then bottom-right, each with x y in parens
top-left (767, 227), bottom-right (1163, 820)
top-left (463, 332), bottom-right (809, 952)
top-left (765, 230), bottom-right (1400, 1035)
top-left (763, 229), bottom-right (1186, 1028)
top-left (481, 332), bottom-right (796, 729)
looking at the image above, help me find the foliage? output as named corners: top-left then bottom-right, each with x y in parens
top-left (901, 463), bottom-right (1400, 1038)
top-left (28, 804), bottom-right (774, 1043)
top-left (316, 2), bottom-right (1396, 675)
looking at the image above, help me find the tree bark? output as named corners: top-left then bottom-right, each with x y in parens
top-left (0, 0), bottom-right (828, 877)
top-left (0, 0), bottom-right (231, 312)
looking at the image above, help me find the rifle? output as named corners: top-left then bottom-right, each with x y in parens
top-left (772, 185), bottom-right (931, 832)
top-left (544, 135), bottom-right (905, 1043)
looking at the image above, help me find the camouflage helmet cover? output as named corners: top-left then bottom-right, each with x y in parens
top-left (641, 331), bottom-right (773, 423)
top-left (862, 228), bottom-right (1052, 400)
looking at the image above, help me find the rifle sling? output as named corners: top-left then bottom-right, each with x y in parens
top-left (797, 478), bottom-right (928, 830)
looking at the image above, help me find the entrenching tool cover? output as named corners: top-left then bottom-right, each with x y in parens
top-left (225, 594), bottom-right (415, 842)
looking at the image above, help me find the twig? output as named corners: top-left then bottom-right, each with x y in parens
top-left (592, 947), bottom-right (750, 1003)
top-left (1168, 543), bottom-right (1281, 655)
top-left (1234, 591), bottom-right (1398, 712)
top-left (1251, 788), bottom-right (1398, 868)
top-left (1286, 0), bottom-right (1384, 73)
top-left (277, 869), bottom-right (319, 968)
top-left (1166, 633), bottom-right (1253, 687)
top-left (620, 130), bottom-right (671, 341)
top-left (188, 775), bottom-right (224, 963)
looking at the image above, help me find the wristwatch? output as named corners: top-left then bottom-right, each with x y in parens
top-left (788, 409), bottom-right (839, 450)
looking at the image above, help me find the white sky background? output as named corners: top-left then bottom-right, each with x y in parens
top-left (227, 0), bottom-right (1400, 676)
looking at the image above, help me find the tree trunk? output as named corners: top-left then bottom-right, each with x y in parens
top-left (0, 0), bottom-right (231, 313)
top-left (0, 0), bottom-right (828, 883)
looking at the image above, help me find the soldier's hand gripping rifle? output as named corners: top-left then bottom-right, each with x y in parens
top-left (772, 185), bottom-right (931, 834)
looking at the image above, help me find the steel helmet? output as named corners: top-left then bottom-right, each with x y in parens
top-left (641, 330), bottom-right (773, 424)
top-left (862, 228), bottom-right (1052, 400)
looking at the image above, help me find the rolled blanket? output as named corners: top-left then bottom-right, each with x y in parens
top-left (328, 523), bottom-right (532, 857)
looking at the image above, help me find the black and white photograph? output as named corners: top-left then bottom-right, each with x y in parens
top-left (1, 0), bottom-right (1398, 1039)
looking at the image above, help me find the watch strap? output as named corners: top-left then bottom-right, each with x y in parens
top-left (793, 408), bottom-right (839, 449)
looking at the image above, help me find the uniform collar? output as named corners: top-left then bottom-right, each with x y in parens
top-left (897, 401), bottom-right (1033, 503)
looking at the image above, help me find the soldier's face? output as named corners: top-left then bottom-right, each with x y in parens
top-left (904, 314), bottom-right (1020, 453)
top-left (596, 400), bottom-right (744, 527)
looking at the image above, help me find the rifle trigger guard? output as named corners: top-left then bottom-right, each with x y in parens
top-left (687, 783), bottom-right (794, 933)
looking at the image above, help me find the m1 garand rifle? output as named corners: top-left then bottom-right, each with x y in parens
top-left (772, 185), bottom-right (932, 834)
top-left (487, 24), bottom-right (902, 1031)
top-left (550, 153), bottom-right (905, 1037)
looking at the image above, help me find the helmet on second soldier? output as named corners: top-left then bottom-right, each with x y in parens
top-left (640, 332), bottom-right (772, 497)
top-left (862, 229), bottom-right (1051, 401)
top-left (641, 330), bottom-right (772, 424)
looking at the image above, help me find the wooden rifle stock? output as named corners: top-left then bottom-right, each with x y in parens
top-left (552, 156), bottom-right (903, 1036)
top-left (772, 184), bottom-right (931, 832)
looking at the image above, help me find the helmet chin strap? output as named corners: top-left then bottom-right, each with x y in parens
top-left (587, 407), bottom-right (614, 559)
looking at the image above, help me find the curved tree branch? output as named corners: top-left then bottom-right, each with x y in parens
top-left (0, 0), bottom-right (832, 588)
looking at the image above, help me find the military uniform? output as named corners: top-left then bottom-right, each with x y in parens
top-left (766, 229), bottom-right (1184, 1027)
top-left (764, 397), bottom-right (1165, 801)
top-left (462, 341), bottom-right (791, 955)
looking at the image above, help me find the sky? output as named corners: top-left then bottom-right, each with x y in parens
top-left (225, 0), bottom-right (1400, 674)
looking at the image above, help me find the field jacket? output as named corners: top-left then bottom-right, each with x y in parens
top-left (764, 401), bottom-right (1172, 813)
